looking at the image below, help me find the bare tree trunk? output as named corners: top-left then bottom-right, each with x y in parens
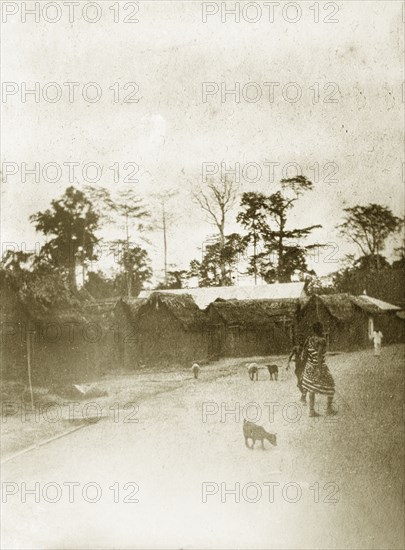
top-left (192, 177), bottom-right (238, 286)
top-left (219, 216), bottom-right (227, 285)
top-left (163, 203), bottom-right (168, 285)
top-left (69, 259), bottom-right (77, 291)
top-left (253, 232), bottom-right (257, 285)
top-left (68, 237), bottom-right (78, 291)
top-left (125, 211), bottom-right (132, 299)
top-left (277, 228), bottom-right (283, 283)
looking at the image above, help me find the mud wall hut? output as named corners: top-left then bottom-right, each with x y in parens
top-left (0, 272), bottom-right (29, 381)
top-left (113, 297), bottom-right (147, 368)
top-left (82, 298), bottom-right (124, 374)
top-left (123, 292), bottom-right (208, 367)
top-left (205, 298), bottom-right (299, 358)
top-left (0, 271), bottom-right (106, 385)
top-left (298, 293), bottom-right (403, 351)
top-left (350, 295), bottom-right (404, 344)
top-left (139, 281), bottom-right (306, 309)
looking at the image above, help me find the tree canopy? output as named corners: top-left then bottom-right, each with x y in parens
top-left (339, 204), bottom-right (402, 269)
top-left (30, 186), bottom-right (100, 289)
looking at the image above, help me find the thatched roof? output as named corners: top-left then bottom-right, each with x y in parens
top-left (207, 298), bottom-right (298, 327)
top-left (312, 294), bottom-right (354, 321)
top-left (0, 270), bottom-right (87, 325)
top-left (139, 282), bottom-right (306, 309)
top-left (139, 292), bottom-right (206, 330)
top-left (21, 301), bottom-right (87, 324)
top-left (350, 295), bottom-right (401, 314)
top-left (83, 298), bottom-right (120, 311)
top-left (116, 297), bottom-right (148, 318)
top-left (207, 300), bottom-right (272, 327)
top-left (254, 298), bottom-right (299, 319)
top-left (82, 299), bottom-right (120, 331)
top-left (304, 293), bottom-right (401, 321)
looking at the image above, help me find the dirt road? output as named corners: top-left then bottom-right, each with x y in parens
top-left (1, 345), bottom-right (404, 549)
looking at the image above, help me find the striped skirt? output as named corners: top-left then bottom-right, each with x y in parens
top-left (302, 359), bottom-right (335, 396)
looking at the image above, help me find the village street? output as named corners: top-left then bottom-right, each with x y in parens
top-left (1, 345), bottom-right (404, 550)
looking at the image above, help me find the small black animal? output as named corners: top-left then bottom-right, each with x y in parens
top-left (243, 419), bottom-right (277, 449)
top-left (246, 363), bottom-right (259, 381)
top-left (266, 364), bottom-right (279, 381)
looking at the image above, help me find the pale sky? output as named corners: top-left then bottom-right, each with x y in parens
top-left (1, 1), bottom-right (404, 284)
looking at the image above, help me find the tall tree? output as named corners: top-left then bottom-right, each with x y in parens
top-left (84, 186), bottom-right (150, 298)
top-left (237, 192), bottom-right (269, 285)
top-left (263, 177), bottom-right (321, 282)
top-left (115, 244), bottom-right (152, 298)
top-left (338, 204), bottom-right (402, 270)
top-left (152, 190), bottom-right (178, 286)
top-left (83, 185), bottom-right (115, 223)
top-left (30, 186), bottom-right (100, 290)
top-left (236, 177), bottom-right (321, 283)
top-left (0, 252), bottom-right (80, 310)
top-left (113, 188), bottom-right (149, 298)
top-left (192, 176), bottom-right (239, 285)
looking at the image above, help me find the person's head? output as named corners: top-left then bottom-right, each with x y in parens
top-left (312, 321), bottom-right (324, 337)
top-left (297, 335), bottom-right (304, 346)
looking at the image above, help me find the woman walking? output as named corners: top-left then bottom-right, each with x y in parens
top-left (301, 322), bottom-right (337, 417)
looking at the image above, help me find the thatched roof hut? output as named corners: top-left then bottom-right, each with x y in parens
top-left (206, 299), bottom-right (272, 328)
top-left (0, 270), bottom-right (100, 383)
top-left (299, 293), bottom-right (404, 350)
top-left (139, 282), bottom-right (306, 309)
top-left (205, 298), bottom-right (298, 357)
top-left (351, 295), bottom-right (401, 315)
top-left (0, 269), bottom-right (86, 325)
top-left (302, 293), bottom-right (400, 321)
top-left (113, 297), bottom-right (147, 331)
top-left (309, 293), bottom-right (354, 322)
top-left (207, 298), bottom-right (298, 326)
top-left (141, 292), bottom-right (206, 331)
top-left (119, 292), bottom-right (208, 366)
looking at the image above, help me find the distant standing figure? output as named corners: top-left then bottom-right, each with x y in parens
top-left (301, 322), bottom-right (337, 417)
top-left (287, 336), bottom-right (307, 402)
top-left (372, 330), bottom-right (383, 356)
top-left (246, 363), bottom-right (259, 381)
top-left (192, 363), bottom-right (200, 379)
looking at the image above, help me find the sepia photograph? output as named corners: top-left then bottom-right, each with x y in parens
top-left (0, 1), bottom-right (404, 548)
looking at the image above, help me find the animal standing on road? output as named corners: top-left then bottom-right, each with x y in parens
top-left (243, 419), bottom-right (277, 449)
top-left (191, 363), bottom-right (200, 379)
top-left (246, 363), bottom-right (259, 381)
top-left (266, 364), bottom-right (279, 381)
